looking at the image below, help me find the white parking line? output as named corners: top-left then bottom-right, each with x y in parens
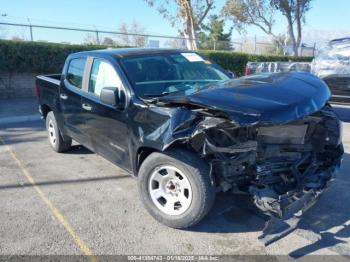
top-left (0, 136), bottom-right (97, 261)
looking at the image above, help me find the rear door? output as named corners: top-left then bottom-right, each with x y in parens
top-left (80, 57), bottom-right (130, 170)
top-left (59, 57), bottom-right (90, 146)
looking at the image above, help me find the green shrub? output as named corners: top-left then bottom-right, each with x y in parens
top-left (0, 40), bottom-right (313, 76)
top-left (0, 40), bottom-right (109, 74)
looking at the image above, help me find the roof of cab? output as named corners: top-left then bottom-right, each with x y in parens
top-left (75, 48), bottom-right (190, 58)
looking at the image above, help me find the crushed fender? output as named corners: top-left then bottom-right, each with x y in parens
top-left (138, 96), bottom-right (343, 245)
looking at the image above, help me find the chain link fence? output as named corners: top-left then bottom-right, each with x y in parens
top-left (0, 21), bottom-right (190, 49)
top-left (0, 21), bottom-right (315, 55)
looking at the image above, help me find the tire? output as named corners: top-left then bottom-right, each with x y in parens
top-left (138, 148), bottom-right (216, 229)
top-left (46, 111), bottom-right (72, 153)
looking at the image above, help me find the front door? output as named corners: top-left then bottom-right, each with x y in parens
top-left (81, 57), bottom-right (130, 170)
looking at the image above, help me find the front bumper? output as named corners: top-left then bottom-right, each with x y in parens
top-left (258, 159), bottom-right (342, 246)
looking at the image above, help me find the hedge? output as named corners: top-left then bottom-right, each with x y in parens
top-left (0, 40), bottom-right (313, 76)
top-left (0, 40), bottom-right (109, 74)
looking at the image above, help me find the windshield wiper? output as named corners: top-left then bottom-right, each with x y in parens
top-left (143, 90), bottom-right (185, 98)
top-left (142, 90), bottom-right (190, 105)
top-left (141, 93), bottom-right (172, 104)
top-left (144, 92), bottom-right (172, 97)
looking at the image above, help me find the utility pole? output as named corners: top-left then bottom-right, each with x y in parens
top-left (254, 35), bottom-right (257, 54)
top-left (93, 26), bottom-right (100, 45)
top-left (27, 18), bottom-right (33, 41)
top-left (95, 30), bottom-right (100, 45)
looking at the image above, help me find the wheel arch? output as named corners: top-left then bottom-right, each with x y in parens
top-left (135, 146), bottom-right (159, 175)
top-left (40, 104), bottom-right (52, 119)
top-left (135, 141), bottom-right (203, 176)
top-left (43, 106), bottom-right (70, 142)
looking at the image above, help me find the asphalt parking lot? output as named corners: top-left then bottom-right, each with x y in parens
top-left (0, 101), bottom-right (350, 258)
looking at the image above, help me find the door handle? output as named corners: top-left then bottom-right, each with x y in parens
top-left (82, 103), bottom-right (92, 111)
top-left (60, 93), bottom-right (68, 100)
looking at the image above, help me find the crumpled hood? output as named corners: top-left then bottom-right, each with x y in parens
top-left (160, 72), bottom-right (331, 126)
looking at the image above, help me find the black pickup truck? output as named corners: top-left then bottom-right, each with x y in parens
top-left (36, 48), bottom-right (343, 245)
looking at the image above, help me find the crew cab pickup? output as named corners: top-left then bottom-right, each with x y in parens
top-left (36, 48), bottom-right (343, 245)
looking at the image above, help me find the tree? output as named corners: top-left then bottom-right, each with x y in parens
top-left (198, 14), bottom-right (233, 50)
top-left (118, 23), bottom-right (130, 46)
top-left (145, 0), bottom-right (215, 50)
top-left (222, 0), bottom-right (282, 49)
top-left (84, 33), bottom-right (99, 45)
top-left (130, 21), bottom-right (148, 47)
top-left (271, 33), bottom-right (288, 55)
top-left (271, 0), bottom-right (312, 56)
top-left (11, 36), bottom-right (24, 41)
top-left (102, 37), bottom-right (116, 46)
top-left (165, 36), bottom-right (188, 48)
top-left (118, 21), bottom-right (148, 47)
top-left (223, 0), bottom-right (313, 56)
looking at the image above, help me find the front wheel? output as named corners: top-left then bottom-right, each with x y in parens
top-left (138, 149), bottom-right (216, 229)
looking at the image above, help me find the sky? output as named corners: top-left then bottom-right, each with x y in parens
top-left (0, 0), bottom-right (350, 46)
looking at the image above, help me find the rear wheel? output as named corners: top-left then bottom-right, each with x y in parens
top-left (46, 111), bottom-right (72, 152)
top-left (138, 149), bottom-right (216, 228)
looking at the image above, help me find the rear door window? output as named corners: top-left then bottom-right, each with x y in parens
top-left (66, 58), bottom-right (86, 88)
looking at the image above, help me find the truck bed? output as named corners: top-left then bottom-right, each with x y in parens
top-left (36, 74), bottom-right (62, 112)
top-left (37, 74), bottom-right (61, 85)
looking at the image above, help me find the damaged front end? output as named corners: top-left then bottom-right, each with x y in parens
top-left (183, 105), bottom-right (343, 245)
top-left (137, 72), bottom-right (343, 244)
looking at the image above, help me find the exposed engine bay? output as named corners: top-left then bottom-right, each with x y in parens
top-left (185, 105), bottom-right (343, 245)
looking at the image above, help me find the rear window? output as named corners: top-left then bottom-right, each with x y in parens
top-left (66, 58), bottom-right (86, 88)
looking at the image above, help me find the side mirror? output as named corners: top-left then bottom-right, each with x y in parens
top-left (100, 87), bottom-right (125, 108)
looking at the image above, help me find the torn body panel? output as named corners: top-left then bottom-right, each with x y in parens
top-left (129, 73), bottom-right (343, 244)
top-left (194, 106), bottom-right (342, 245)
top-left (130, 72), bottom-right (332, 154)
top-left (137, 108), bottom-right (342, 244)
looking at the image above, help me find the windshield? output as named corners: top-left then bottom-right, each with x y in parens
top-left (120, 52), bottom-right (230, 98)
